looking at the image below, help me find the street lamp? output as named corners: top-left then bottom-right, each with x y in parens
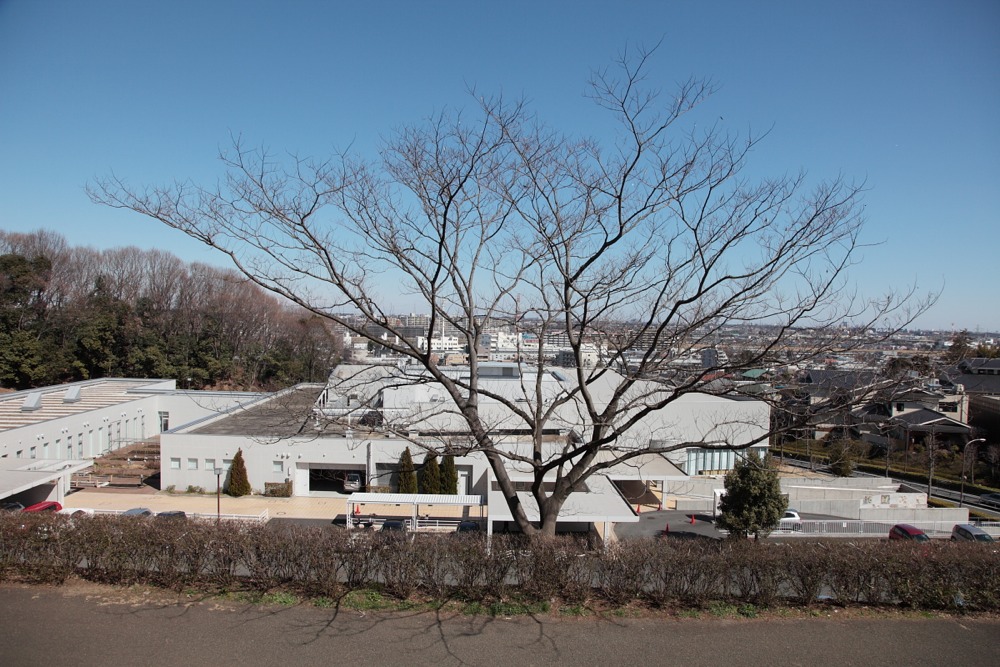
top-left (214, 467), bottom-right (223, 523)
top-left (960, 438), bottom-right (986, 508)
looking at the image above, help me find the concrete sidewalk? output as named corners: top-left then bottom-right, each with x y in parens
top-left (64, 489), bottom-right (473, 522)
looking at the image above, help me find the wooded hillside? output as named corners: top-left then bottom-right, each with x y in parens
top-left (0, 230), bottom-right (340, 391)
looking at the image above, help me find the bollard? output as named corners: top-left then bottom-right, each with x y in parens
top-left (664, 522), bottom-right (669, 535)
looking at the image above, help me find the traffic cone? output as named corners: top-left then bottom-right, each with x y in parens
top-left (637, 503), bottom-right (642, 514)
top-left (690, 513), bottom-right (696, 525)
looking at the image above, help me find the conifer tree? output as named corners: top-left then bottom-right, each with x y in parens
top-left (398, 447), bottom-right (417, 494)
top-left (419, 453), bottom-right (441, 494)
top-left (227, 448), bottom-right (252, 497)
top-left (716, 454), bottom-right (786, 540)
top-left (440, 454), bottom-right (458, 494)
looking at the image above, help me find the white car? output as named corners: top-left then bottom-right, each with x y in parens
top-left (778, 509), bottom-right (802, 530)
top-left (58, 507), bottom-right (95, 518)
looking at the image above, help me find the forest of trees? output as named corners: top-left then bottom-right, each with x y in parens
top-left (0, 230), bottom-right (341, 391)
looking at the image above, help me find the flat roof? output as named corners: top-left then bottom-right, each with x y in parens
top-left (348, 492), bottom-right (483, 506)
top-left (0, 379), bottom-right (172, 432)
top-left (189, 385), bottom-right (327, 437)
top-left (0, 458), bottom-right (92, 500)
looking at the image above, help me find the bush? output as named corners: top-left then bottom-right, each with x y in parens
top-left (227, 449), bottom-right (252, 497)
top-left (2, 516), bottom-right (998, 613)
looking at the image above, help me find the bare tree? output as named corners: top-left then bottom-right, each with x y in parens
top-left (90, 48), bottom-right (930, 536)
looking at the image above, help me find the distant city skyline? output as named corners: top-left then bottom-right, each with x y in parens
top-left (1, 1), bottom-right (997, 330)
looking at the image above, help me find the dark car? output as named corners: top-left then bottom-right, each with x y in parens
top-left (951, 524), bottom-right (995, 542)
top-left (23, 501), bottom-right (62, 512)
top-left (380, 519), bottom-right (407, 532)
top-left (979, 493), bottom-right (1000, 510)
top-left (155, 510), bottom-right (187, 521)
top-left (889, 524), bottom-right (930, 542)
top-left (455, 521), bottom-right (481, 533)
top-left (122, 507), bottom-right (153, 517)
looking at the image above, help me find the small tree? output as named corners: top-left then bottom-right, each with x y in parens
top-left (441, 454), bottom-right (458, 495)
top-left (227, 448), bottom-right (252, 497)
top-left (398, 447), bottom-right (417, 494)
top-left (419, 453), bottom-right (441, 494)
top-left (716, 454), bottom-right (787, 540)
top-left (828, 439), bottom-right (864, 477)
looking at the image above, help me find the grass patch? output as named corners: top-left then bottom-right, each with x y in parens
top-left (260, 591), bottom-right (299, 606)
top-left (558, 604), bottom-right (591, 617)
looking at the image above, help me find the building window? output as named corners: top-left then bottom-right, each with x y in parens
top-left (16, 450), bottom-right (23, 458)
top-left (187, 458), bottom-right (198, 470)
top-left (205, 458), bottom-right (216, 471)
top-left (895, 403), bottom-right (904, 412)
top-left (170, 458), bottom-right (181, 470)
top-left (30, 447), bottom-right (37, 459)
top-left (272, 461), bottom-right (283, 474)
top-left (223, 459), bottom-right (233, 470)
top-left (939, 402), bottom-right (957, 413)
top-left (158, 411), bottom-right (170, 432)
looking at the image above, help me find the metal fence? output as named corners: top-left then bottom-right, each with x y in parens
top-left (770, 519), bottom-right (1000, 539)
top-left (92, 508), bottom-right (270, 524)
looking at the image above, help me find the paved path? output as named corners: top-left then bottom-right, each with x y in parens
top-left (1, 584), bottom-right (997, 666)
top-left (64, 489), bottom-right (470, 522)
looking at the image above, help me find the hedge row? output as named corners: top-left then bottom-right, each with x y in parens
top-left (2, 514), bottom-right (999, 611)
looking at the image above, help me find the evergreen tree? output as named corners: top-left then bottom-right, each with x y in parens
top-left (227, 448), bottom-right (252, 497)
top-left (398, 447), bottom-right (417, 494)
top-left (419, 453), bottom-right (441, 494)
top-left (440, 454), bottom-right (458, 494)
top-left (716, 454), bottom-right (786, 540)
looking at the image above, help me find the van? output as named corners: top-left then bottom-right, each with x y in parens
top-left (951, 524), bottom-right (995, 542)
top-left (343, 472), bottom-right (362, 492)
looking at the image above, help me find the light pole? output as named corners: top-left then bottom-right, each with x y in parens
top-left (960, 438), bottom-right (986, 507)
top-left (214, 467), bottom-right (223, 523)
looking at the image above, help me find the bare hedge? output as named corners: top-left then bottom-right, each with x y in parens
top-left (1, 514), bottom-right (997, 611)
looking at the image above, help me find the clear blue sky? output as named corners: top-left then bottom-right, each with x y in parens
top-left (1, 0), bottom-right (997, 331)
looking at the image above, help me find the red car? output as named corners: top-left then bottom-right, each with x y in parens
top-left (22, 501), bottom-right (63, 513)
top-left (889, 524), bottom-right (929, 542)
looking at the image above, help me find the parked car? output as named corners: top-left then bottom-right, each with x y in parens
top-left (23, 501), bottom-right (62, 513)
top-left (1, 501), bottom-right (25, 512)
top-left (380, 519), bottom-right (407, 532)
top-left (455, 520), bottom-right (481, 534)
top-left (343, 472), bottom-right (362, 492)
top-left (778, 509), bottom-right (802, 531)
top-left (155, 510), bottom-right (187, 521)
top-left (889, 524), bottom-right (930, 542)
top-left (121, 507), bottom-right (153, 517)
top-left (951, 524), bottom-right (995, 542)
top-left (979, 493), bottom-right (1000, 510)
top-left (58, 508), bottom-right (95, 518)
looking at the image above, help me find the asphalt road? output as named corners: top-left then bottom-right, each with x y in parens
top-left (2, 584), bottom-right (998, 667)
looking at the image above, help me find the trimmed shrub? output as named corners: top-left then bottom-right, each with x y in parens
top-left (227, 449), bottom-right (252, 497)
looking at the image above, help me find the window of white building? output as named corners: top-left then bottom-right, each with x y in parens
top-left (187, 458), bottom-right (198, 470)
top-left (170, 458), bottom-right (181, 470)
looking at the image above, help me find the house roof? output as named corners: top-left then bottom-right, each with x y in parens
top-left (891, 408), bottom-right (970, 433)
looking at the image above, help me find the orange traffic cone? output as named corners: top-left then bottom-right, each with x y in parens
top-left (637, 504), bottom-right (642, 514)
top-left (690, 514), bottom-right (696, 525)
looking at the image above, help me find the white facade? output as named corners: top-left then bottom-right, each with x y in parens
top-left (0, 379), bottom-right (264, 463)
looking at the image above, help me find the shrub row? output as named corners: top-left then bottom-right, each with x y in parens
top-left (2, 514), bottom-right (998, 611)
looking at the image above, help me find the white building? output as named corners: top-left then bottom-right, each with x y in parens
top-left (156, 362), bottom-right (769, 534)
top-left (0, 378), bottom-right (264, 505)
